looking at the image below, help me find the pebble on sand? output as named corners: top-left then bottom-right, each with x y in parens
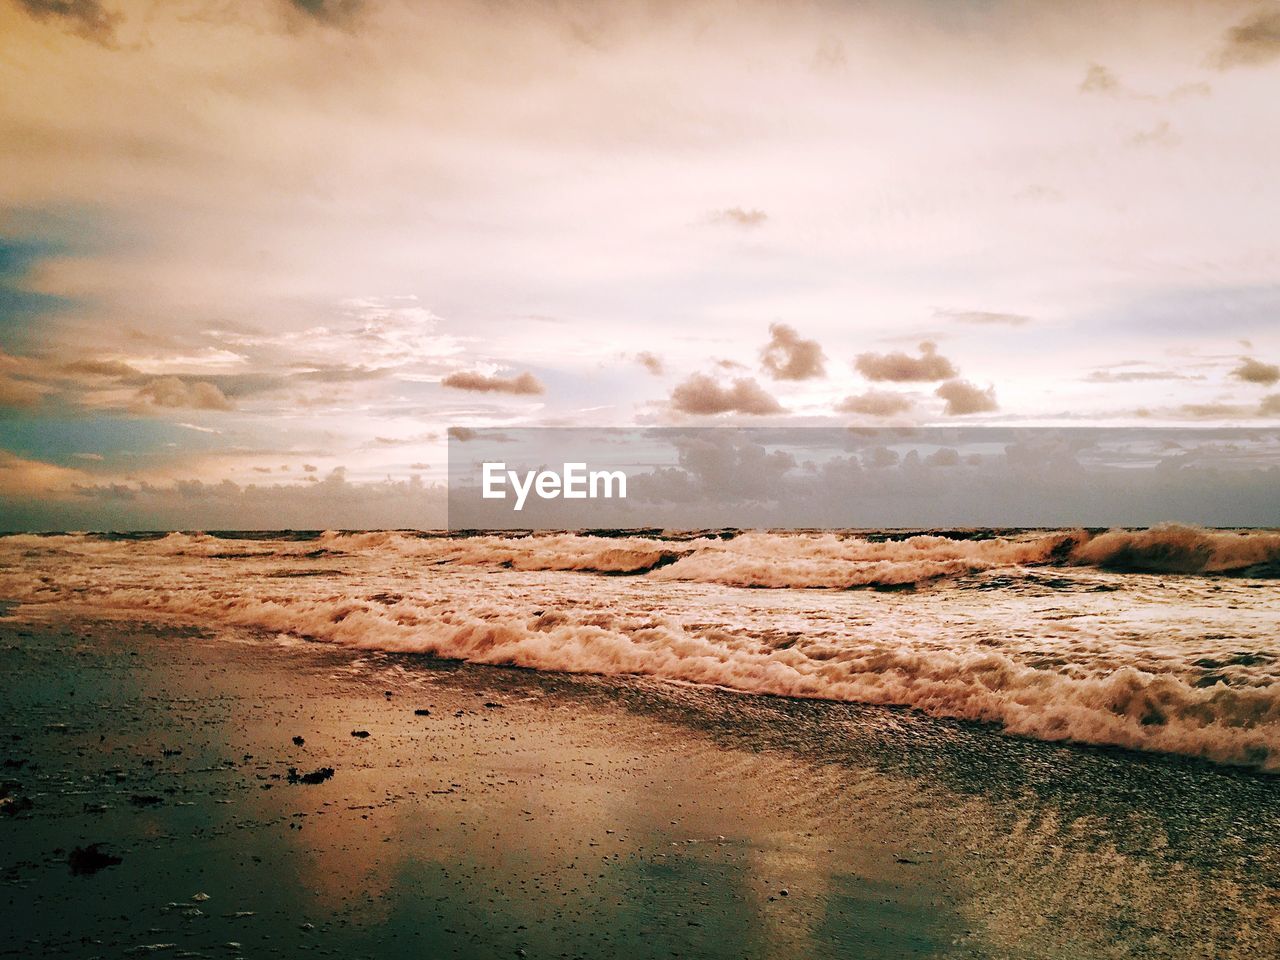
top-left (68, 843), bottom-right (122, 875)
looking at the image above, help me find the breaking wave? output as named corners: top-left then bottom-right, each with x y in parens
top-left (1, 524), bottom-right (1278, 771)
top-left (9, 523), bottom-right (1276, 588)
top-left (1070, 525), bottom-right (1280, 575)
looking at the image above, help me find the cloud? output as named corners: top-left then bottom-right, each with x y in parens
top-left (364, 433), bottom-right (439, 449)
top-left (1231, 356), bottom-right (1280, 386)
top-left (1215, 9), bottom-right (1280, 68)
top-left (925, 447), bottom-right (961, 467)
top-left (836, 390), bottom-right (913, 417)
top-left (634, 351), bottom-right (664, 375)
top-left (0, 375), bottom-right (44, 412)
top-left (629, 432), bottom-right (797, 503)
top-left (1085, 369), bottom-right (1199, 383)
top-left (936, 309), bottom-right (1031, 326)
top-left (286, 0), bottom-right (364, 27)
top-left (291, 363), bottom-right (390, 383)
top-left (855, 341), bottom-right (957, 382)
top-left (13, 0), bottom-right (119, 45)
top-left (42, 467), bottom-right (449, 530)
top-left (136, 376), bottom-right (235, 411)
top-left (440, 371), bottom-right (544, 395)
top-left (0, 449), bottom-right (83, 498)
top-left (760, 323), bottom-right (825, 380)
top-left (60, 358), bottom-right (142, 378)
top-left (812, 38), bottom-right (847, 73)
top-left (936, 379), bottom-right (998, 415)
top-left (1080, 63), bottom-right (1120, 94)
top-left (1130, 397), bottom-right (1280, 420)
top-left (1079, 62), bottom-right (1214, 102)
top-left (447, 425), bottom-right (476, 442)
top-left (709, 207), bottom-right (767, 228)
top-left (1179, 402), bottom-right (1252, 419)
top-left (669, 373), bottom-right (784, 416)
top-left (1129, 120), bottom-right (1178, 147)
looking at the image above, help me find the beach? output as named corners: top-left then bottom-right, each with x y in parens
top-left (6, 1), bottom-right (1280, 955)
top-left (2, 595), bottom-right (1277, 958)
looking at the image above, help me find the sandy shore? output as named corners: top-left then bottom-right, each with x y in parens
top-left (1, 609), bottom-right (1277, 959)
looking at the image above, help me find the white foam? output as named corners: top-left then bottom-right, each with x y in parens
top-left (2, 527), bottom-right (1277, 771)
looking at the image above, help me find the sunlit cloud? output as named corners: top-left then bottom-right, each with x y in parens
top-left (936, 379), bottom-right (998, 416)
top-left (441, 371), bottom-right (545, 395)
top-left (670, 373), bottom-right (784, 416)
top-left (1231, 356), bottom-right (1280, 386)
top-left (855, 341), bottom-right (957, 383)
top-left (836, 390), bottom-right (914, 417)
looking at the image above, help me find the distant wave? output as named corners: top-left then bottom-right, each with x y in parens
top-left (8, 523), bottom-right (1273, 588)
top-left (1070, 525), bottom-right (1280, 575)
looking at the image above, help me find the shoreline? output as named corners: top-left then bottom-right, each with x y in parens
top-left (2, 610), bottom-right (1278, 958)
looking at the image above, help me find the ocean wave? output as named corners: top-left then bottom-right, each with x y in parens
top-left (1068, 524), bottom-right (1280, 575)
top-left (5, 577), bottom-right (1274, 771)
top-left (1, 526), bottom-right (1278, 770)
top-left (9, 524), bottom-right (1275, 588)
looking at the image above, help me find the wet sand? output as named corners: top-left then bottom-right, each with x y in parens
top-left (1, 610), bottom-right (1277, 959)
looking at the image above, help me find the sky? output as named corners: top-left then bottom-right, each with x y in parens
top-left (1, 0), bottom-right (1279, 529)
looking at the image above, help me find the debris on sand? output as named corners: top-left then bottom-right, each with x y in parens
top-left (350, 730), bottom-right (370, 738)
top-left (286, 766), bottom-right (334, 785)
top-left (1, 793), bottom-right (33, 816)
top-left (68, 843), bottom-right (123, 875)
top-left (291, 736), bottom-right (305, 746)
top-left (1, 781), bottom-right (32, 817)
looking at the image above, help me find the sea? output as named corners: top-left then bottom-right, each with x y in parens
top-left (2, 523), bottom-right (1277, 772)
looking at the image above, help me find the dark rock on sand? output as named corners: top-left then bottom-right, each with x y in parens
top-left (351, 730), bottom-right (370, 738)
top-left (287, 767), bottom-right (335, 785)
top-left (68, 844), bottom-right (122, 875)
top-left (292, 735), bottom-right (305, 746)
